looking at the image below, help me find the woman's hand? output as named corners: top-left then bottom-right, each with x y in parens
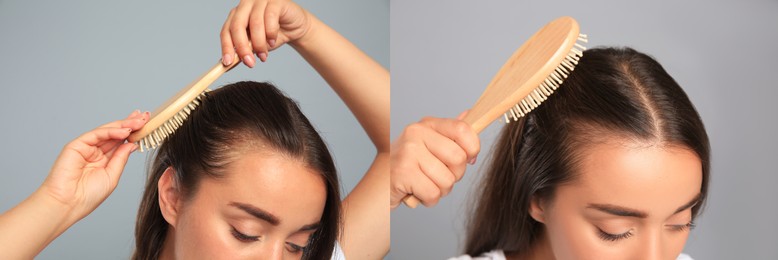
top-left (41, 110), bottom-right (149, 220)
top-left (220, 0), bottom-right (311, 68)
top-left (390, 112), bottom-right (481, 209)
top-left (0, 110), bottom-right (148, 259)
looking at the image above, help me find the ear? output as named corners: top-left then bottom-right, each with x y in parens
top-left (158, 167), bottom-right (182, 227)
top-left (529, 195), bottom-right (547, 223)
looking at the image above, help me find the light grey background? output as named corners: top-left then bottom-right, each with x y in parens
top-left (0, 0), bottom-right (387, 259)
top-left (390, 0), bottom-right (777, 259)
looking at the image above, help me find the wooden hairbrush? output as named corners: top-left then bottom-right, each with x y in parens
top-left (127, 54), bottom-right (240, 152)
top-left (403, 16), bottom-right (587, 208)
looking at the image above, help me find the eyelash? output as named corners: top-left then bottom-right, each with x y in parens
top-left (286, 242), bottom-right (306, 254)
top-left (669, 221), bottom-right (696, 232)
top-left (597, 221), bottom-right (696, 242)
top-left (230, 226), bottom-right (308, 252)
top-left (597, 229), bottom-right (633, 242)
top-left (230, 227), bottom-right (260, 242)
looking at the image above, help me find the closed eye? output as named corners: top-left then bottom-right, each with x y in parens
top-left (231, 226), bottom-right (260, 242)
top-left (286, 242), bottom-right (306, 253)
top-left (597, 228), bottom-right (633, 242)
top-left (667, 221), bottom-right (695, 232)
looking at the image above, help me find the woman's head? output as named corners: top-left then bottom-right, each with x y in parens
top-left (465, 47), bottom-right (709, 259)
top-left (133, 81), bottom-right (340, 260)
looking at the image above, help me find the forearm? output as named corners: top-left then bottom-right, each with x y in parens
top-left (290, 12), bottom-right (390, 153)
top-left (290, 11), bottom-right (390, 259)
top-left (0, 190), bottom-right (76, 259)
top-left (340, 153), bottom-right (390, 259)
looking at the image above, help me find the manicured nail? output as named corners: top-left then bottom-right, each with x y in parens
top-left (125, 128), bottom-right (132, 132)
top-left (259, 52), bottom-right (268, 62)
top-left (131, 144), bottom-right (139, 152)
top-left (268, 39), bottom-right (276, 48)
top-left (222, 54), bottom-right (233, 66)
top-left (243, 55), bottom-right (255, 67)
top-left (468, 155), bottom-right (478, 165)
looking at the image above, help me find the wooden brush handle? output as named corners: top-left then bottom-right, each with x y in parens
top-left (127, 54), bottom-right (240, 143)
top-left (401, 17), bottom-right (581, 209)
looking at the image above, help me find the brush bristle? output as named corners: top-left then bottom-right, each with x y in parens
top-left (137, 89), bottom-right (210, 152)
top-left (502, 33), bottom-right (588, 123)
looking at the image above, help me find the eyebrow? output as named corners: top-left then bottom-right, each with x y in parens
top-left (587, 193), bottom-right (701, 219)
top-left (229, 201), bottom-right (321, 232)
top-left (230, 202), bottom-right (280, 225)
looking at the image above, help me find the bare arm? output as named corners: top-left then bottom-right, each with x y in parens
top-left (0, 111), bottom-right (148, 258)
top-left (291, 14), bottom-right (390, 259)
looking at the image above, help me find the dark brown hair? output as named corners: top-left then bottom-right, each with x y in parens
top-left (132, 81), bottom-right (340, 259)
top-left (464, 47), bottom-right (710, 255)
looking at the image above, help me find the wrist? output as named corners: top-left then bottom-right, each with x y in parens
top-left (289, 9), bottom-right (322, 52)
top-left (30, 189), bottom-right (79, 232)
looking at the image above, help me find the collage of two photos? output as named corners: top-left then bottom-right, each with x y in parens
top-left (1, 0), bottom-right (776, 259)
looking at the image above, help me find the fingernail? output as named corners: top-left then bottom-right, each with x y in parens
top-left (243, 55), bottom-right (255, 67)
top-left (125, 128), bottom-right (132, 132)
top-left (259, 52), bottom-right (268, 62)
top-left (468, 155), bottom-right (478, 165)
top-left (131, 144), bottom-right (139, 152)
top-left (222, 54), bottom-right (233, 66)
top-left (268, 39), bottom-right (276, 48)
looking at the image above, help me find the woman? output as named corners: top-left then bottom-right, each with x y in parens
top-left (391, 47), bottom-right (708, 259)
top-left (0, 0), bottom-right (388, 259)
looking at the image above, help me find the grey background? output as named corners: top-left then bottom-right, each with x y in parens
top-left (390, 0), bottom-right (777, 259)
top-left (0, 0), bottom-right (387, 259)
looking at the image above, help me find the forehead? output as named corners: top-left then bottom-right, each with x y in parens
top-left (559, 140), bottom-right (703, 217)
top-left (197, 151), bottom-right (327, 224)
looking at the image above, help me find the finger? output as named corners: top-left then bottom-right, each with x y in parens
top-left (419, 117), bottom-right (480, 162)
top-left (69, 128), bottom-right (132, 164)
top-left (96, 111), bottom-right (148, 155)
top-left (398, 163), bottom-right (442, 208)
top-left (456, 110), bottom-right (469, 120)
top-left (97, 110), bottom-right (145, 129)
top-left (221, 8), bottom-right (237, 66)
top-left (391, 137), bottom-right (443, 208)
top-left (128, 109), bottom-right (141, 118)
top-left (411, 167), bottom-right (443, 208)
top-left (230, 3), bottom-right (255, 68)
top-left (417, 147), bottom-right (458, 197)
top-left (105, 142), bottom-right (139, 187)
top-left (420, 129), bottom-right (468, 182)
top-left (100, 140), bottom-right (123, 156)
top-left (263, 0), bottom-right (282, 50)
top-left (76, 127), bottom-right (132, 148)
top-left (249, 2), bottom-right (269, 62)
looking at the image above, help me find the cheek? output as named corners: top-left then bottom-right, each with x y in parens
top-left (174, 202), bottom-right (240, 259)
top-left (543, 200), bottom-right (624, 260)
top-left (664, 229), bottom-right (690, 258)
top-left (545, 211), bottom-right (621, 260)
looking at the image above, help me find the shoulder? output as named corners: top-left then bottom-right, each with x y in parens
top-left (331, 241), bottom-right (346, 260)
top-left (448, 249), bottom-right (506, 260)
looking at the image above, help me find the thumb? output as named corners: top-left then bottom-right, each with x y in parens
top-left (105, 142), bottom-right (138, 186)
top-left (456, 110), bottom-right (470, 120)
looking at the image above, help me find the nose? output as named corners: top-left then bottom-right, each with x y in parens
top-left (639, 229), bottom-right (663, 260)
top-left (261, 240), bottom-right (286, 260)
